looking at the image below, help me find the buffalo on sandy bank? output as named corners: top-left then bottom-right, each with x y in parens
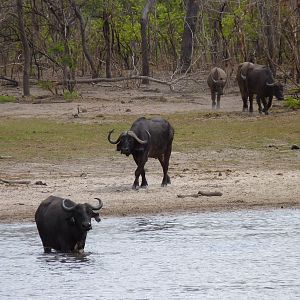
top-left (237, 62), bottom-right (284, 114)
top-left (207, 67), bottom-right (227, 109)
top-left (108, 117), bottom-right (174, 190)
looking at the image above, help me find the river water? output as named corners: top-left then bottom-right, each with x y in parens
top-left (0, 208), bottom-right (299, 300)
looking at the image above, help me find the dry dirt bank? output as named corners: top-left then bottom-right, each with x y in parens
top-left (0, 83), bottom-right (299, 222)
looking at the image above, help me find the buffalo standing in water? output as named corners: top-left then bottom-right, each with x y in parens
top-left (35, 196), bottom-right (103, 253)
top-left (236, 62), bottom-right (284, 114)
top-left (108, 117), bottom-right (174, 190)
top-left (207, 67), bottom-right (227, 109)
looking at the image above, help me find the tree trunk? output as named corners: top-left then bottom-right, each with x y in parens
top-left (141, 0), bottom-right (156, 84)
top-left (103, 8), bottom-right (112, 78)
top-left (257, 0), bottom-right (277, 75)
top-left (210, 2), bottom-right (228, 65)
top-left (179, 0), bottom-right (199, 73)
top-left (70, 0), bottom-right (98, 78)
top-left (16, 0), bottom-right (31, 96)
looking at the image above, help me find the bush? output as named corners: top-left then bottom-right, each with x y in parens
top-left (284, 96), bottom-right (300, 110)
top-left (0, 95), bottom-right (16, 103)
top-left (63, 91), bottom-right (80, 101)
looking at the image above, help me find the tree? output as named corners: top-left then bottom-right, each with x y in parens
top-left (179, 0), bottom-right (199, 73)
top-left (70, 0), bottom-right (98, 78)
top-left (16, 0), bottom-right (31, 96)
top-left (141, 0), bottom-right (156, 84)
top-left (103, 2), bottom-right (112, 78)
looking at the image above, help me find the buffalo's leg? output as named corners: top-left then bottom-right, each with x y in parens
top-left (249, 93), bottom-right (254, 113)
top-left (266, 95), bottom-right (273, 113)
top-left (43, 247), bottom-right (51, 253)
top-left (133, 155), bottom-right (147, 189)
top-left (211, 92), bottom-right (216, 109)
top-left (242, 95), bottom-right (248, 111)
top-left (260, 97), bottom-right (268, 115)
top-left (216, 94), bottom-right (221, 109)
top-left (140, 169), bottom-right (148, 188)
top-left (159, 146), bottom-right (172, 187)
top-left (256, 96), bottom-right (263, 114)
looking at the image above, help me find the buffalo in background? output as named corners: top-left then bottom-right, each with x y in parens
top-left (35, 196), bottom-right (103, 253)
top-left (108, 117), bottom-right (174, 190)
top-left (207, 67), bottom-right (227, 109)
top-left (237, 62), bottom-right (284, 114)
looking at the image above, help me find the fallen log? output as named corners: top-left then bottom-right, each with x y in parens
top-left (177, 190), bottom-right (223, 198)
top-left (0, 178), bottom-right (31, 185)
top-left (0, 76), bottom-right (18, 87)
top-left (57, 75), bottom-right (172, 87)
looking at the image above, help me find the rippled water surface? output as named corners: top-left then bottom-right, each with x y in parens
top-left (0, 209), bottom-right (300, 299)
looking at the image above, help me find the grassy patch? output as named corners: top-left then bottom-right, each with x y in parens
top-left (0, 95), bottom-right (16, 103)
top-left (0, 113), bottom-right (299, 161)
top-left (284, 96), bottom-right (300, 110)
top-left (0, 118), bottom-right (129, 161)
top-left (63, 90), bottom-right (80, 101)
top-left (168, 112), bottom-right (300, 152)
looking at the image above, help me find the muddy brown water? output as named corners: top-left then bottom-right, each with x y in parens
top-left (0, 208), bottom-right (299, 299)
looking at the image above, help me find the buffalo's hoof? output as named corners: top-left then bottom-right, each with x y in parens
top-left (140, 184), bottom-right (148, 189)
top-left (161, 183), bottom-right (168, 187)
top-left (132, 185), bottom-right (139, 190)
top-left (166, 176), bottom-right (171, 184)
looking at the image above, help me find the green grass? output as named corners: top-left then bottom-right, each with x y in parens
top-left (284, 96), bottom-right (300, 110)
top-left (168, 112), bottom-right (300, 152)
top-left (0, 95), bottom-right (16, 103)
top-left (63, 90), bottom-right (80, 101)
top-left (0, 113), bottom-right (299, 161)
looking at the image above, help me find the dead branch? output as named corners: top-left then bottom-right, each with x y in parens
top-left (57, 75), bottom-right (173, 87)
top-left (177, 190), bottom-right (223, 198)
top-left (0, 178), bottom-right (31, 185)
top-left (0, 76), bottom-right (18, 86)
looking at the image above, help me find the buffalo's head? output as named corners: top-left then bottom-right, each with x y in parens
top-left (62, 198), bottom-right (103, 231)
top-left (274, 82), bottom-right (284, 100)
top-left (211, 76), bottom-right (226, 95)
top-left (108, 130), bottom-right (150, 156)
top-left (265, 82), bottom-right (284, 100)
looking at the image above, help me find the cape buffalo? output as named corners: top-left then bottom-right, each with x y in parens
top-left (35, 196), bottom-right (103, 253)
top-left (108, 117), bottom-right (174, 189)
top-left (207, 67), bottom-right (227, 109)
top-left (237, 62), bottom-right (284, 114)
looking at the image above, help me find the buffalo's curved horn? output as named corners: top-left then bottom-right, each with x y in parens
top-left (145, 130), bottom-right (151, 143)
top-left (240, 73), bottom-right (247, 80)
top-left (266, 82), bottom-right (275, 87)
top-left (90, 198), bottom-right (103, 210)
top-left (108, 129), bottom-right (122, 144)
top-left (211, 75), bottom-right (217, 83)
top-left (62, 199), bottom-right (76, 211)
top-left (127, 131), bottom-right (148, 144)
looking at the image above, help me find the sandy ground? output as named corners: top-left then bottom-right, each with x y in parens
top-left (0, 81), bottom-right (299, 223)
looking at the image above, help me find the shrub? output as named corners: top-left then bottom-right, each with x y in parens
top-left (284, 96), bottom-right (300, 110)
top-left (0, 95), bottom-right (16, 103)
top-left (63, 91), bottom-right (80, 101)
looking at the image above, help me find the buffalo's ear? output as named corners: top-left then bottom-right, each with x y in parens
top-left (116, 142), bottom-right (122, 151)
top-left (92, 212), bottom-right (101, 222)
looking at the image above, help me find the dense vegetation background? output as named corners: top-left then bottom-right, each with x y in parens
top-left (0, 0), bottom-right (299, 95)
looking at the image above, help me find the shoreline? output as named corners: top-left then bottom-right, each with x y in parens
top-left (1, 202), bottom-right (299, 224)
